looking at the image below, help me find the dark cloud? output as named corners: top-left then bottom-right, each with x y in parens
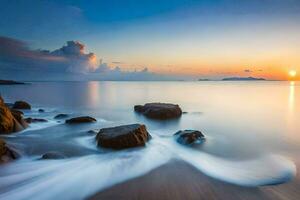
top-left (244, 69), bottom-right (252, 73)
top-left (0, 36), bottom-right (97, 75)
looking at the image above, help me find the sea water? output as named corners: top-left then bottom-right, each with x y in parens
top-left (0, 81), bottom-right (299, 199)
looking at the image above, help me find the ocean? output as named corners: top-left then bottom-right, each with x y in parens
top-left (0, 81), bottom-right (299, 199)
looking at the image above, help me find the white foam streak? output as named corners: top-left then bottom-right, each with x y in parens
top-left (0, 139), bottom-right (172, 200)
top-left (160, 139), bottom-right (296, 187)
top-left (0, 136), bottom-right (296, 200)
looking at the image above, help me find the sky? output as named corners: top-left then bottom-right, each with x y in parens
top-left (0, 0), bottom-right (300, 81)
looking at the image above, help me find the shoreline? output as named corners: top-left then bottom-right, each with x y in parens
top-left (89, 159), bottom-right (299, 200)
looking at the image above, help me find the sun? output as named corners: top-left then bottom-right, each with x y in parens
top-left (289, 70), bottom-right (297, 78)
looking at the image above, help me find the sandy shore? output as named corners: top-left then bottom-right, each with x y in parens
top-left (89, 159), bottom-right (300, 200)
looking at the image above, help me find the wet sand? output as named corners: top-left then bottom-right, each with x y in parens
top-left (89, 159), bottom-right (300, 200)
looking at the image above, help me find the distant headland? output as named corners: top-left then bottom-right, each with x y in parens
top-left (0, 80), bottom-right (26, 85)
top-left (222, 77), bottom-right (266, 81)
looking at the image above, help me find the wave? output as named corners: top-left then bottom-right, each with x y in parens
top-left (0, 135), bottom-right (296, 200)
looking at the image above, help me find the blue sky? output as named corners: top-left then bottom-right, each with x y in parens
top-left (0, 0), bottom-right (300, 80)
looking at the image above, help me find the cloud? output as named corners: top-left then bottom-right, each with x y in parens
top-left (0, 36), bottom-right (97, 75)
top-left (92, 60), bottom-right (170, 81)
top-left (0, 36), bottom-right (186, 81)
top-left (244, 69), bottom-right (252, 73)
top-left (111, 61), bottom-right (123, 64)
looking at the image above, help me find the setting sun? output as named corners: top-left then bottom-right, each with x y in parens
top-left (289, 70), bottom-right (297, 77)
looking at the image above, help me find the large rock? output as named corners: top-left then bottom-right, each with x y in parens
top-left (134, 103), bottom-right (182, 120)
top-left (12, 101), bottom-right (31, 110)
top-left (174, 130), bottom-right (205, 145)
top-left (96, 124), bottom-right (151, 149)
top-left (0, 139), bottom-right (18, 163)
top-left (0, 96), bottom-right (28, 134)
top-left (65, 116), bottom-right (96, 124)
top-left (10, 109), bottom-right (28, 129)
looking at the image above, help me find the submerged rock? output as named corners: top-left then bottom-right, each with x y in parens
top-left (87, 130), bottom-right (97, 134)
top-left (174, 130), bottom-right (205, 145)
top-left (0, 139), bottom-right (18, 163)
top-left (134, 103), bottom-right (182, 120)
top-left (41, 152), bottom-right (66, 160)
top-left (65, 116), bottom-right (96, 124)
top-left (54, 114), bottom-right (69, 119)
top-left (0, 96), bottom-right (28, 134)
top-left (25, 117), bottom-right (48, 123)
top-left (96, 124), bottom-right (151, 150)
top-left (12, 101), bottom-right (31, 110)
top-left (38, 109), bottom-right (45, 112)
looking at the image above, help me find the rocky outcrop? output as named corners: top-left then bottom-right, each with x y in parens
top-left (54, 114), bottom-right (69, 119)
top-left (25, 118), bottom-right (48, 123)
top-left (96, 124), bottom-right (151, 149)
top-left (12, 101), bottom-right (31, 110)
top-left (10, 109), bottom-right (28, 129)
top-left (174, 130), bottom-right (205, 145)
top-left (0, 96), bottom-right (28, 134)
top-left (65, 116), bottom-right (96, 124)
top-left (38, 109), bottom-right (45, 112)
top-left (134, 103), bottom-right (182, 120)
top-left (0, 139), bottom-right (18, 163)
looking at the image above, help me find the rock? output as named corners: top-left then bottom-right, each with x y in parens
top-left (10, 109), bottom-right (28, 129)
top-left (41, 152), bottom-right (66, 160)
top-left (174, 130), bottom-right (205, 145)
top-left (54, 114), bottom-right (69, 119)
top-left (25, 117), bottom-right (48, 123)
top-left (96, 124), bottom-right (151, 150)
top-left (38, 109), bottom-right (45, 112)
top-left (0, 139), bottom-right (18, 163)
top-left (0, 101), bottom-right (15, 134)
top-left (12, 101), bottom-right (31, 110)
top-left (1, 96), bottom-right (28, 134)
top-left (134, 103), bottom-right (182, 120)
top-left (10, 109), bottom-right (24, 116)
top-left (65, 116), bottom-right (96, 124)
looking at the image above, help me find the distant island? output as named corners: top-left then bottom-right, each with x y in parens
top-left (0, 80), bottom-right (25, 85)
top-left (222, 77), bottom-right (266, 81)
top-left (198, 78), bottom-right (211, 81)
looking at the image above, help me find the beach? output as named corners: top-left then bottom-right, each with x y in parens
top-left (91, 159), bottom-right (300, 200)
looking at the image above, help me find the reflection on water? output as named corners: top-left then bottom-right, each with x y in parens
top-left (0, 81), bottom-right (300, 199)
top-left (87, 81), bottom-right (100, 108)
top-left (289, 81), bottom-right (295, 111)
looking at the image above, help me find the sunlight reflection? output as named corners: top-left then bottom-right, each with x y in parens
top-left (289, 81), bottom-right (295, 111)
top-left (87, 81), bottom-right (100, 107)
